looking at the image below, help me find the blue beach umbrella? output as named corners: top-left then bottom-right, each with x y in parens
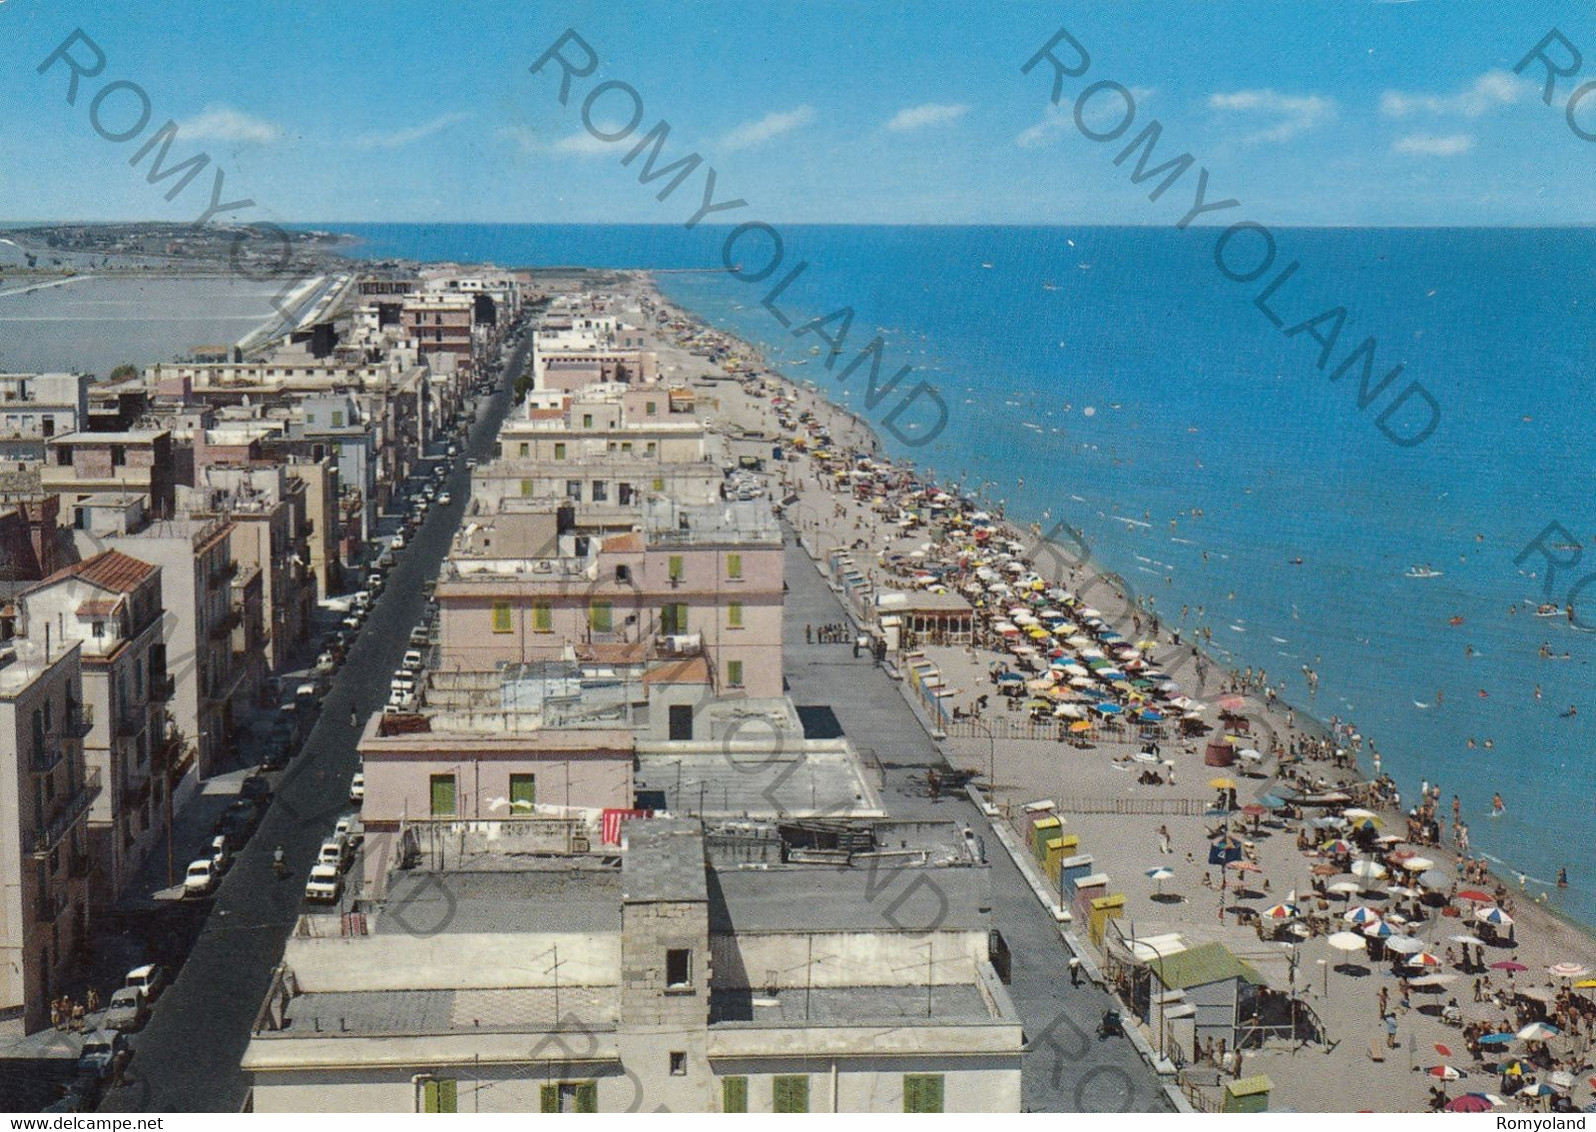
top-left (1477, 1033), bottom-right (1516, 1046)
top-left (1094, 702), bottom-right (1123, 715)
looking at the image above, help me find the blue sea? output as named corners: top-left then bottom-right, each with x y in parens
top-left (332, 222), bottom-right (1596, 931)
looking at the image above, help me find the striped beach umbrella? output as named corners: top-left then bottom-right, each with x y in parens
top-left (1343, 905), bottom-right (1382, 925)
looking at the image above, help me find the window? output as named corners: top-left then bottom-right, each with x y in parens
top-left (592, 481), bottom-right (608, 503)
top-left (903, 1074), bottom-right (945, 1113)
top-left (646, 401), bottom-right (658, 416)
top-left (566, 480), bottom-right (582, 501)
top-left (651, 477), bottom-right (664, 492)
top-left (520, 478), bottom-right (534, 497)
top-left (721, 1077), bottom-right (748, 1113)
top-left (615, 565), bottom-right (631, 584)
top-left (331, 410), bottom-right (344, 428)
top-left (429, 774), bottom-right (457, 817)
top-left (491, 600), bottom-right (513, 633)
top-left (666, 948), bottom-right (692, 988)
top-left (92, 621), bottom-right (105, 639)
top-left (519, 442), bottom-right (530, 457)
top-left (509, 774), bottom-right (536, 813)
top-left (726, 660), bottom-right (744, 688)
top-left (541, 1082), bottom-right (597, 1113)
top-left (532, 601), bottom-right (553, 633)
top-left (422, 1079), bottom-right (457, 1113)
top-left (669, 1051), bottom-right (687, 1077)
top-left (726, 553), bottom-right (742, 580)
top-left (660, 603), bottom-right (688, 635)
top-left (554, 442), bottom-right (566, 460)
top-left (727, 602), bottom-right (743, 629)
top-left (589, 601), bottom-right (613, 633)
top-left (772, 1076), bottom-right (809, 1114)
top-left (668, 555), bottom-right (684, 582)
top-left (646, 442), bottom-right (657, 456)
top-left (582, 413), bottom-right (593, 428)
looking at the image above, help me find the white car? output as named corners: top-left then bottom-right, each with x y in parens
top-left (304, 864), bottom-right (343, 904)
top-left (349, 772), bottom-right (365, 804)
top-left (438, 492), bottom-right (452, 506)
top-left (125, 964), bottom-right (167, 1003)
top-left (391, 532), bottom-right (406, 551)
top-left (317, 836), bottom-right (351, 871)
top-left (402, 649), bottom-right (424, 671)
top-left (315, 651), bottom-right (337, 675)
top-left (335, 813), bottom-right (364, 845)
top-left (183, 859), bottom-right (217, 897)
top-left (387, 689), bottom-right (416, 711)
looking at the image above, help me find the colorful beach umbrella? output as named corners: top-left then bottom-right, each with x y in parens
top-left (1405, 951), bottom-right (1443, 968)
top-left (1476, 906), bottom-right (1514, 926)
top-left (1427, 1065), bottom-right (1467, 1080)
top-left (1261, 902), bottom-right (1300, 920)
top-left (1548, 963), bottom-right (1591, 980)
top-left (1476, 1032), bottom-right (1516, 1046)
top-left (1517, 1021), bottom-right (1561, 1041)
top-left (1343, 905), bottom-right (1382, 924)
top-left (1456, 889), bottom-right (1492, 903)
top-left (1363, 921), bottom-right (1397, 938)
top-left (1320, 839), bottom-right (1355, 855)
top-left (1445, 1096), bottom-right (1492, 1113)
top-left (1490, 960), bottom-right (1528, 973)
top-left (1351, 860), bottom-right (1388, 880)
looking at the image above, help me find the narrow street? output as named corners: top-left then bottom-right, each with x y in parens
top-left (779, 536), bottom-right (1172, 1113)
top-left (97, 330), bottom-right (530, 1113)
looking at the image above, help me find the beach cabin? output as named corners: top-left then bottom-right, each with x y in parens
top-left (1086, 893), bottom-right (1125, 947)
top-left (1030, 815), bottom-right (1062, 860)
top-left (1044, 834), bottom-right (1080, 883)
top-left (1145, 941), bottom-right (1263, 1052)
top-left (1222, 1075), bottom-right (1274, 1113)
top-left (1058, 853), bottom-right (1094, 901)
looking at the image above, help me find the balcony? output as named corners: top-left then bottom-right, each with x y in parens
top-left (33, 768), bottom-right (100, 855)
top-left (655, 633), bottom-right (704, 659)
top-left (71, 704), bottom-right (93, 737)
top-left (29, 730), bottom-right (61, 773)
top-left (207, 560), bottom-right (239, 590)
top-left (209, 609), bottom-right (242, 639)
top-left (116, 711), bottom-right (145, 739)
top-left (150, 673), bottom-right (175, 701)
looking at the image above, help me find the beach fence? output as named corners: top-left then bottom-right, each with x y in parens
top-left (1056, 796), bottom-right (1208, 817)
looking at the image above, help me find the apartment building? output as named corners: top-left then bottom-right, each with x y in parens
top-left (241, 819), bottom-right (1022, 1113)
top-left (0, 373), bottom-right (90, 449)
top-left (78, 500), bottom-right (239, 782)
top-left (435, 499), bottom-right (783, 698)
top-left (17, 551), bottom-right (167, 906)
top-left (41, 430), bottom-right (176, 518)
top-left (0, 639), bottom-right (94, 1035)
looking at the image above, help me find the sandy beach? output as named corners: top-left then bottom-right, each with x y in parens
top-left (633, 271), bottom-right (1596, 1114)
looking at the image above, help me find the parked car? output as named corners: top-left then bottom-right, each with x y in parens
top-left (349, 772), bottom-right (365, 805)
top-left (408, 626), bottom-right (430, 648)
top-left (342, 610), bottom-right (365, 631)
top-left (390, 532), bottom-right (406, 551)
top-left (103, 987), bottom-right (148, 1032)
top-left (258, 737), bottom-right (290, 772)
top-left (214, 798), bottom-right (260, 840)
top-left (209, 835), bottom-right (232, 874)
top-left (335, 813), bottom-right (364, 845)
top-left (388, 689), bottom-right (416, 711)
top-left (125, 964), bottom-right (166, 1002)
top-left (437, 492), bottom-right (451, 506)
top-left (238, 774), bottom-right (273, 807)
top-left (317, 836), bottom-right (351, 871)
top-left (183, 859), bottom-right (217, 897)
top-left (315, 651), bottom-right (338, 675)
top-left (304, 864), bottom-right (343, 904)
top-left (402, 649), bottom-right (424, 672)
top-left (76, 1031), bottom-right (126, 1079)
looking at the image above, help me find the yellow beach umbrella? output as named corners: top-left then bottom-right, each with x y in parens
top-left (1209, 777), bottom-right (1237, 790)
top-left (1069, 720), bottom-right (1093, 733)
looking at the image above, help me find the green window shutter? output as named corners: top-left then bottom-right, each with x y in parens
top-left (660, 603), bottom-right (688, 635)
top-left (541, 1084), bottom-right (558, 1113)
top-left (492, 601), bottom-right (513, 633)
top-left (589, 602), bottom-right (612, 632)
top-left (510, 774), bottom-right (536, 811)
top-left (438, 1079), bottom-right (457, 1113)
top-left (532, 602), bottom-right (552, 632)
top-left (575, 1082), bottom-right (597, 1113)
top-left (728, 601), bottom-right (743, 629)
top-left (651, 477), bottom-right (664, 492)
top-left (727, 660), bottom-right (744, 687)
top-left (430, 774), bottom-right (456, 817)
top-left (554, 442), bottom-right (566, 460)
top-left (520, 478), bottom-right (533, 497)
top-left (904, 1074), bottom-right (944, 1113)
top-left (424, 1080), bottom-right (439, 1113)
top-left (773, 1075), bottom-right (809, 1113)
top-left (668, 555), bottom-right (683, 581)
top-left (722, 1077), bottom-right (748, 1113)
top-left (727, 553), bottom-right (742, 579)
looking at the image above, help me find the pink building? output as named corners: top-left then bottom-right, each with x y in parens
top-left (436, 500), bottom-right (784, 698)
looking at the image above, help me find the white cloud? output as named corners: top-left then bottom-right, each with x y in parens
top-left (1392, 132), bottom-right (1474, 156)
top-left (886, 103), bottom-right (969, 131)
top-left (178, 106), bottom-right (283, 144)
top-left (1015, 89), bottom-right (1155, 148)
top-left (1381, 70), bottom-right (1528, 118)
top-left (353, 112), bottom-right (473, 151)
top-left (720, 106), bottom-right (815, 151)
top-left (550, 132), bottom-right (615, 157)
top-left (1207, 89), bottom-right (1335, 143)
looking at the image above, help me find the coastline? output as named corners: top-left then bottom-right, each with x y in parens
top-left (644, 268), bottom-right (1596, 1111)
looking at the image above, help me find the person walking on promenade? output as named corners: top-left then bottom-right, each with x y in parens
top-left (1158, 825), bottom-right (1172, 855)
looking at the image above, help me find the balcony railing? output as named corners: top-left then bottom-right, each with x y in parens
top-left (71, 705), bottom-right (93, 737)
top-left (29, 729), bottom-right (61, 773)
top-left (207, 560), bottom-right (239, 589)
top-left (116, 711), bottom-right (144, 739)
top-left (209, 609), bottom-right (242, 639)
top-left (33, 768), bottom-right (100, 856)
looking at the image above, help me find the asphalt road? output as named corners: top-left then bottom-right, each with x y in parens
top-left (779, 535), bottom-right (1173, 1113)
top-left (98, 328), bottom-right (530, 1113)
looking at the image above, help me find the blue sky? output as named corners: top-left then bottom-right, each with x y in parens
top-left (3, 0), bottom-right (1591, 225)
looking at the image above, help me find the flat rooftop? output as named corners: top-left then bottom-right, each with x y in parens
top-left (622, 819), bottom-right (708, 903)
top-left (709, 863), bottom-right (994, 934)
top-left (709, 984), bottom-right (995, 1028)
top-left (642, 498), bottom-right (780, 546)
top-left (282, 986), bottom-right (619, 1036)
top-left (376, 868), bottom-right (622, 935)
top-left (634, 741), bottom-right (883, 820)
